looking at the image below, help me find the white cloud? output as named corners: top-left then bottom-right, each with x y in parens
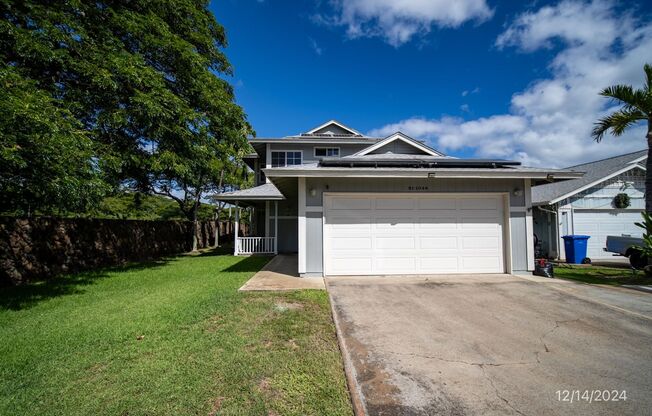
top-left (369, 0), bottom-right (650, 167)
top-left (461, 87), bottom-right (480, 96)
top-left (318, 0), bottom-right (493, 47)
top-left (309, 37), bottom-right (323, 55)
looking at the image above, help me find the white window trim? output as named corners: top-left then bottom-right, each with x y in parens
top-left (270, 150), bottom-right (303, 168)
top-left (314, 147), bottom-right (340, 157)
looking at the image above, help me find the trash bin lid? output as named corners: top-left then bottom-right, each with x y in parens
top-left (562, 235), bottom-right (590, 240)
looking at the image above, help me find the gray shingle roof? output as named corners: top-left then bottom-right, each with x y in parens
top-left (211, 183), bottom-right (284, 201)
top-left (531, 150), bottom-right (647, 205)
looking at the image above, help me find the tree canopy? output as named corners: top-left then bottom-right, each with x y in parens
top-left (0, 0), bottom-right (251, 221)
top-left (593, 63), bottom-right (652, 212)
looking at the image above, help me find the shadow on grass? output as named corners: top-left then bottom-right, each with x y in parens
top-left (221, 255), bottom-right (272, 273)
top-left (195, 245), bottom-right (233, 257)
top-left (0, 259), bottom-right (171, 312)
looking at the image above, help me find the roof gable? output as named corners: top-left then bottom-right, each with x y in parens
top-left (304, 120), bottom-right (362, 136)
top-left (353, 132), bottom-right (445, 157)
top-left (532, 149), bottom-right (647, 205)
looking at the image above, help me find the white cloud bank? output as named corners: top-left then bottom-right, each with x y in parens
top-left (369, 0), bottom-right (651, 167)
top-left (319, 0), bottom-right (493, 46)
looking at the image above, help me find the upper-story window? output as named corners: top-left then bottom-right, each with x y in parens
top-left (271, 151), bottom-right (302, 167)
top-left (314, 147), bottom-right (340, 157)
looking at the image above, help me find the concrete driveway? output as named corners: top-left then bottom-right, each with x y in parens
top-left (326, 274), bottom-right (652, 416)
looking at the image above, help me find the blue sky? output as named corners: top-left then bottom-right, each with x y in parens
top-left (212, 1), bottom-right (652, 167)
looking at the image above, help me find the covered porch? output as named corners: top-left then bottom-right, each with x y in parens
top-left (213, 183), bottom-right (289, 256)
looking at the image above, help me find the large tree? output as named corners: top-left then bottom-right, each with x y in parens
top-left (0, 0), bottom-right (251, 238)
top-left (593, 64), bottom-right (652, 212)
top-left (0, 67), bottom-right (108, 215)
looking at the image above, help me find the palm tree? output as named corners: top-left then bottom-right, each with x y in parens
top-left (593, 64), bottom-right (652, 212)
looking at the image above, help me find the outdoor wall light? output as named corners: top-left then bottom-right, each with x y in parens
top-left (513, 188), bottom-right (523, 196)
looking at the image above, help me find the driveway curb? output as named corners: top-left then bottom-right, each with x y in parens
top-left (325, 279), bottom-right (367, 416)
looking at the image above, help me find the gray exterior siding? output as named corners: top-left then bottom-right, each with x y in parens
top-left (305, 212), bottom-right (323, 274)
top-left (562, 169), bottom-right (645, 210)
top-left (369, 140), bottom-right (427, 155)
top-left (268, 143), bottom-right (369, 164)
top-left (302, 178), bottom-right (531, 274)
top-left (510, 212), bottom-right (528, 271)
top-left (305, 178), bottom-right (526, 207)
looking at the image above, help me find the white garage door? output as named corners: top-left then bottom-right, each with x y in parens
top-left (323, 194), bottom-right (506, 275)
top-left (573, 210), bottom-right (643, 260)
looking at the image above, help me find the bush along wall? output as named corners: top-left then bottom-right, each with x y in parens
top-left (0, 217), bottom-right (217, 285)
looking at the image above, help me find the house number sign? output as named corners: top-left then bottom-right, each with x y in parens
top-left (408, 186), bottom-right (429, 191)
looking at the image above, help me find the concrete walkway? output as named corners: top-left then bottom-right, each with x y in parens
top-left (239, 255), bottom-right (325, 291)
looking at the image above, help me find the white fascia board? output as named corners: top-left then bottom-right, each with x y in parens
top-left (628, 155), bottom-right (647, 165)
top-left (353, 132), bottom-right (444, 157)
top-left (548, 164), bottom-right (645, 205)
top-left (250, 138), bottom-right (378, 145)
top-left (263, 168), bottom-right (584, 180)
top-left (304, 119), bottom-right (362, 136)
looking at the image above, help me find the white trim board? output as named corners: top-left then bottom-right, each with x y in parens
top-left (298, 177), bottom-right (307, 274)
top-left (353, 132), bottom-right (445, 157)
top-left (265, 168), bottom-right (583, 180)
top-left (305, 120), bottom-right (362, 136)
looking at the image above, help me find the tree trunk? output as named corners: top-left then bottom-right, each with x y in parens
top-left (190, 202), bottom-right (199, 252)
top-left (647, 121), bottom-right (652, 213)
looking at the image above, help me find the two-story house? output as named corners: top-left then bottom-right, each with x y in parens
top-left (216, 120), bottom-right (582, 277)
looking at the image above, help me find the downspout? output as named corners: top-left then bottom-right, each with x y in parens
top-left (536, 204), bottom-right (559, 259)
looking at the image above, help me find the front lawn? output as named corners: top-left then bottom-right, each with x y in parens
top-left (0, 252), bottom-right (352, 416)
top-left (554, 263), bottom-right (652, 286)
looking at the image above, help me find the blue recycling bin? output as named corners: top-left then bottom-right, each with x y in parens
top-left (562, 235), bottom-right (590, 264)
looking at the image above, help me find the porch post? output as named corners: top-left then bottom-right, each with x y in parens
top-left (234, 202), bottom-right (239, 256)
top-left (274, 200), bottom-right (278, 254)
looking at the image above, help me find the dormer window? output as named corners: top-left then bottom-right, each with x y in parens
top-left (315, 147), bottom-right (340, 157)
top-left (271, 151), bottom-right (302, 167)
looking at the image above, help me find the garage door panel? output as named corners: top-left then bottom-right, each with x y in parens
top-left (330, 198), bottom-right (373, 210)
top-left (420, 236), bottom-right (457, 249)
top-left (330, 258), bottom-right (373, 274)
top-left (460, 198), bottom-right (499, 210)
top-left (375, 217), bottom-right (416, 228)
top-left (329, 237), bottom-right (372, 249)
top-left (418, 217), bottom-right (458, 228)
top-left (375, 198), bottom-right (414, 210)
top-left (461, 236), bottom-right (500, 249)
top-left (376, 237), bottom-right (415, 249)
top-left (418, 199), bottom-right (457, 210)
top-left (461, 256), bottom-right (501, 271)
top-left (375, 257), bottom-right (416, 272)
top-left (325, 194), bottom-right (505, 275)
top-left (420, 257), bottom-right (459, 272)
top-left (573, 210), bottom-right (643, 260)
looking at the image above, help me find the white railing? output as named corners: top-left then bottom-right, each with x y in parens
top-left (236, 237), bottom-right (276, 255)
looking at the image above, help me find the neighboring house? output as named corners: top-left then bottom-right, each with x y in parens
top-left (216, 120), bottom-right (581, 277)
top-left (532, 150), bottom-right (647, 261)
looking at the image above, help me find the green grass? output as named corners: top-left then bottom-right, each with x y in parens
top-left (554, 263), bottom-right (652, 286)
top-left (0, 252), bottom-right (352, 416)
